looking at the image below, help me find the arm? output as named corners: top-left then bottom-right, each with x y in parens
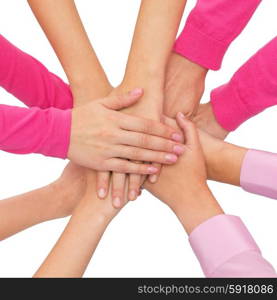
top-left (120, 0), bottom-right (187, 116)
top-left (34, 171), bottom-right (122, 278)
top-left (0, 104), bottom-right (70, 158)
top-left (145, 114), bottom-right (276, 277)
top-left (165, 0), bottom-right (261, 120)
top-left (195, 37), bottom-right (277, 140)
top-left (174, 0), bottom-right (262, 71)
top-left (110, 0), bottom-right (186, 208)
top-left (0, 34), bottom-right (72, 109)
top-left (200, 129), bottom-right (277, 200)
top-left (0, 163), bottom-right (86, 241)
top-left (27, 0), bottom-right (111, 102)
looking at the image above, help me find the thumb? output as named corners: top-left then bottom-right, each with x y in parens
top-left (102, 88), bottom-right (144, 110)
top-left (176, 112), bottom-right (199, 146)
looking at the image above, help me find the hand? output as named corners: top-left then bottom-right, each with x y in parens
top-left (68, 88), bottom-right (184, 173)
top-left (105, 85), bottom-right (175, 208)
top-left (193, 102), bottom-right (229, 140)
top-left (164, 53), bottom-right (208, 118)
top-left (146, 113), bottom-right (207, 209)
top-left (144, 113), bottom-right (223, 234)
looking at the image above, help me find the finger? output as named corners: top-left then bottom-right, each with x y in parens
top-left (148, 163), bottom-right (162, 183)
top-left (106, 158), bottom-right (159, 174)
top-left (101, 88), bottom-right (143, 110)
top-left (120, 131), bottom-right (185, 155)
top-left (176, 112), bottom-right (199, 146)
top-left (115, 146), bottom-right (178, 164)
top-left (96, 171), bottom-right (110, 199)
top-left (112, 172), bottom-right (127, 208)
top-left (140, 173), bottom-right (147, 186)
top-left (119, 116), bottom-right (182, 142)
top-left (128, 161), bottom-right (142, 201)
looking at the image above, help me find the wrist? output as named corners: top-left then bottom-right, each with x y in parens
top-left (75, 195), bottom-right (119, 226)
top-left (71, 79), bottom-right (112, 107)
top-left (42, 182), bottom-right (73, 220)
top-left (206, 140), bottom-right (247, 186)
top-left (172, 185), bottom-right (223, 234)
top-left (123, 67), bottom-right (165, 91)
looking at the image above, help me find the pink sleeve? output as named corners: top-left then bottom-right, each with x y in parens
top-left (174, 0), bottom-right (261, 70)
top-left (0, 35), bottom-right (73, 159)
top-left (0, 104), bottom-right (71, 159)
top-left (211, 37), bottom-right (277, 131)
top-left (0, 34), bottom-right (73, 109)
top-left (240, 149), bottom-right (277, 200)
top-left (189, 214), bottom-right (276, 277)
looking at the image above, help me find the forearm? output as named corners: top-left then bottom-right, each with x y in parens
top-left (0, 105), bottom-right (70, 159)
top-left (205, 140), bottom-right (247, 186)
top-left (0, 34), bottom-right (72, 109)
top-left (174, 0), bottom-right (261, 70)
top-left (189, 214), bottom-right (276, 277)
top-left (211, 37), bottom-right (277, 132)
top-left (202, 133), bottom-right (277, 200)
top-left (145, 180), bottom-right (223, 235)
top-left (28, 0), bottom-right (111, 101)
top-left (34, 174), bottom-right (117, 278)
top-left (0, 182), bottom-right (68, 241)
top-left (123, 0), bottom-right (186, 108)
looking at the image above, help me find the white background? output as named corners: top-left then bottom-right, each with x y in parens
top-left (0, 0), bottom-right (277, 277)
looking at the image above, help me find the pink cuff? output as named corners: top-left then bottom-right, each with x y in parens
top-left (174, 23), bottom-right (228, 70)
top-left (0, 106), bottom-right (71, 159)
top-left (240, 150), bottom-right (277, 200)
top-left (210, 83), bottom-right (253, 131)
top-left (36, 108), bottom-right (72, 159)
top-left (189, 214), bottom-right (260, 277)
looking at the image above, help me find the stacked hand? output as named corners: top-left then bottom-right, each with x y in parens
top-left (68, 88), bottom-right (184, 174)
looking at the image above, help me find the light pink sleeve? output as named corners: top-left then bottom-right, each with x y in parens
top-left (211, 37), bottom-right (277, 131)
top-left (0, 104), bottom-right (71, 159)
top-left (189, 214), bottom-right (276, 277)
top-left (0, 34), bottom-right (72, 109)
top-left (240, 149), bottom-right (277, 200)
top-left (0, 35), bottom-right (73, 159)
top-left (174, 0), bottom-right (261, 70)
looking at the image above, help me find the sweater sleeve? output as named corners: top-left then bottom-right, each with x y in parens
top-left (174, 0), bottom-right (261, 70)
top-left (0, 34), bottom-right (73, 109)
top-left (211, 37), bottom-right (277, 131)
top-left (0, 104), bottom-right (71, 159)
top-left (189, 214), bottom-right (276, 277)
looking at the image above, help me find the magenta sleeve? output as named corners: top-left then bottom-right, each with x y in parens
top-left (0, 104), bottom-right (71, 159)
top-left (0, 34), bottom-right (73, 109)
top-left (211, 37), bottom-right (277, 131)
top-left (240, 149), bottom-right (277, 200)
top-left (174, 0), bottom-right (261, 70)
top-left (189, 214), bottom-right (276, 277)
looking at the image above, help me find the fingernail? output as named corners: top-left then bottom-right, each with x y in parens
top-left (171, 133), bottom-right (182, 142)
top-left (173, 145), bottom-right (185, 155)
top-left (129, 190), bottom-right (137, 201)
top-left (98, 188), bottom-right (106, 198)
top-left (129, 88), bottom-right (142, 96)
top-left (165, 154), bottom-right (178, 163)
top-left (149, 175), bottom-right (157, 183)
top-left (113, 197), bottom-right (121, 208)
top-left (178, 112), bottom-right (185, 119)
top-left (147, 166), bottom-right (158, 173)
